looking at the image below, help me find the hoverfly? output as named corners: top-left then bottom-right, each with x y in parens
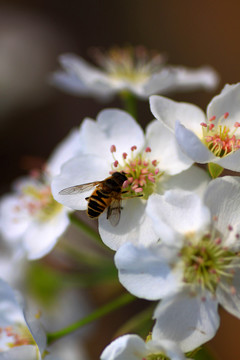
top-left (59, 172), bottom-right (141, 226)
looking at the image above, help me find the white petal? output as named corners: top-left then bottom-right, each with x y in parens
top-left (99, 198), bottom-right (158, 251)
top-left (50, 71), bottom-right (94, 94)
top-left (0, 345), bottom-right (39, 360)
top-left (175, 121), bottom-right (216, 163)
top-left (47, 129), bottom-right (82, 177)
top-left (204, 176), bottom-right (240, 248)
top-left (215, 149), bottom-right (240, 172)
top-left (207, 83), bottom-right (240, 122)
top-left (79, 109), bottom-right (145, 164)
top-left (144, 66), bottom-right (218, 98)
top-left (115, 242), bottom-right (181, 300)
top-left (146, 120), bottom-right (193, 175)
top-left (100, 334), bottom-right (147, 360)
top-left (216, 262), bottom-right (240, 318)
top-left (163, 165), bottom-right (210, 198)
top-left (146, 191), bottom-right (211, 246)
top-left (55, 53), bottom-right (117, 99)
top-left (59, 53), bottom-right (110, 86)
top-left (50, 71), bottom-right (113, 100)
top-left (166, 65), bottom-right (219, 92)
top-left (22, 209), bottom-right (69, 260)
top-left (142, 68), bottom-right (178, 97)
top-left (24, 310), bottom-right (46, 354)
top-left (152, 289), bottom-right (220, 352)
top-left (147, 339), bottom-right (185, 360)
top-left (150, 95), bottom-right (206, 133)
top-left (51, 155), bottom-right (110, 210)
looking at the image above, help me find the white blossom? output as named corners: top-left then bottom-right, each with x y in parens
top-left (150, 83), bottom-right (240, 171)
top-left (51, 46), bottom-right (219, 100)
top-left (100, 334), bottom-right (188, 360)
top-left (0, 278), bottom-right (46, 359)
top-left (52, 108), bottom-right (209, 250)
top-left (115, 177), bottom-right (240, 351)
top-left (0, 130), bottom-right (81, 260)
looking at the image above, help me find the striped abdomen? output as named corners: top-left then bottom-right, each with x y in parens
top-left (87, 189), bottom-right (113, 219)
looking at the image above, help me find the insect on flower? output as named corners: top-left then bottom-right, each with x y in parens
top-left (59, 171), bottom-right (142, 226)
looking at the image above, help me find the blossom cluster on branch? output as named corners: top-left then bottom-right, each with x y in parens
top-left (1, 46), bottom-right (239, 360)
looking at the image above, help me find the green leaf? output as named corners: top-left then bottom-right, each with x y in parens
top-left (208, 162), bottom-right (224, 179)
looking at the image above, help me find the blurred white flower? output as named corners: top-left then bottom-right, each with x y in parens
top-left (115, 177), bottom-right (240, 351)
top-left (51, 46), bottom-right (219, 100)
top-left (150, 83), bottom-right (240, 171)
top-left (52, 108), bottom-right (209, 250)
top-left (100, 334), bottom-right (187, 360)
top-left (0, 278), bottom-right (47, 359)
top-left (0, 174), bottom-right (69, 260)
top-left (0, 129), bottom-right (81, 260)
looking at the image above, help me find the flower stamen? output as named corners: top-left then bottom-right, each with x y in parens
top-left (109, 145), bottom-right (163, 199)
top-left (200, 112), bottom-right (240, 157)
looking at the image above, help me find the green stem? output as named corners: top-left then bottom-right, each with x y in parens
top-left (68, 212), bottom-right (102, 244)
top-left (47, 293), bottom-right (135, 344)
top-left (120, 91), bottom-right (137, 119)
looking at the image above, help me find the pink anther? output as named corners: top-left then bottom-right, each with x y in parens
top-left (110, 145), bottom-right (116, 153)
top-left (209, 116), bottom-right (216, 122)
top-left (145, 146), bottom-right (151, 152)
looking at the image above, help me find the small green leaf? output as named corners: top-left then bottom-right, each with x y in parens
top-left (208, 162), bottom-right (224, 179)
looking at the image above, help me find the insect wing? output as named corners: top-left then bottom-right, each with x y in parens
top-left (59, 181), bottom-right (100, 195)
top-left (107, 198), bottom-right (122, 226)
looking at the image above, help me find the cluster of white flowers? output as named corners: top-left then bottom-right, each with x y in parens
top-left (2, 45), bottom-right (240, 359)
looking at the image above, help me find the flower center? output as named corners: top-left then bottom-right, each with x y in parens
top-left (110, 145), bottom-right (163, 200)
top-left (0, 324), bottom-right (35, 352)
top-left (200, 112), bottom-right (240, 157)
top-left (15, 175), bottom-right (62, 222)
top-left (90, 46), bottom-right (165, 83)
top-left (180, 225), bottom-right (238, 293)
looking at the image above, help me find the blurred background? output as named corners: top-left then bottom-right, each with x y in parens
top-left (0, 0), bottom-right (240, 359)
